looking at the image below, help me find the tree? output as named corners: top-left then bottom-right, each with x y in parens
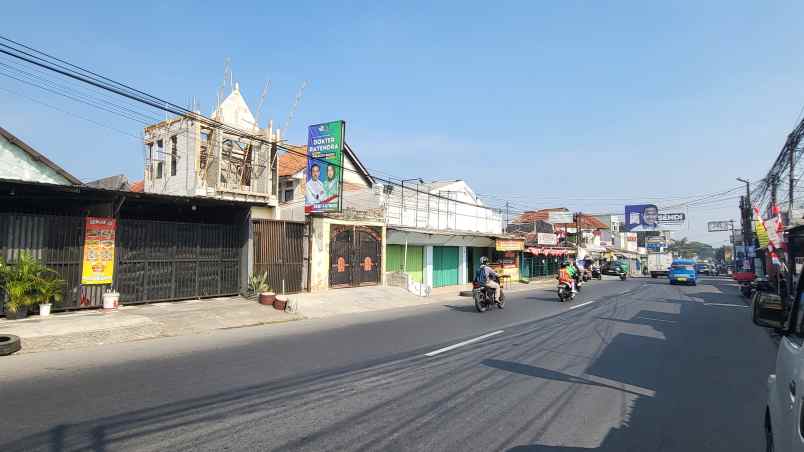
top-left (667, 238), bottom-right (714, 259)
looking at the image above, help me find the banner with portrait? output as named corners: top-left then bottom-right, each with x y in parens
top-left (305, 120), bottom-right (345, 213)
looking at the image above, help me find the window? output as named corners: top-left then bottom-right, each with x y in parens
top-left (155, 139), bottom-right (164, 179)
top-left (170, 136), bottom-right (178, 176)
top-left (200, 131), bottom-right (209, 170)
top-left (283, 189), bottom-right (294, 202)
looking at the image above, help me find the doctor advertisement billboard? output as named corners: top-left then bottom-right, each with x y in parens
top-left (305, 120), bottom-right (345, 213)
top-left (624, 204), bottom-right (685, 231)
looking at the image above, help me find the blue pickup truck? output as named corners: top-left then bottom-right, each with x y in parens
top-left (668, 259), bottom-right (697, 285)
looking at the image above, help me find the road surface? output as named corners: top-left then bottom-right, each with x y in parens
top-left (0, 276), bottom-right (777, 451)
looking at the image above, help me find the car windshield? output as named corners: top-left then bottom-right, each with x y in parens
top-left (672, 265), bottom-right (695, 270)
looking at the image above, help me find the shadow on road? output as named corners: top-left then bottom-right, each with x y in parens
top-left (0, 277), bottom-right (776, 451)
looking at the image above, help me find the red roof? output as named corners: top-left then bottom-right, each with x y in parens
top-left (130, 180), bottom-right (144, 192)
top-left (513, 208), bottom-right (608, 229)
top-left (278, 146), bottom-right (308, 177)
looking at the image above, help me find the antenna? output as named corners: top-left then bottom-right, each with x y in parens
top-left (224, 57), bottom-right (232, 93)
top-left (283, 80), bottom-right (308, 135)
top-left (254, 79), bottom-right (272, 128)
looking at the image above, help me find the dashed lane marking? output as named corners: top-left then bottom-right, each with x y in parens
top-left (424, 330), bottom-right (504, 357)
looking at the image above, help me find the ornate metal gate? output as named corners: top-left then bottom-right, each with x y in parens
top-left (329, 225), bottom-right (381, 288)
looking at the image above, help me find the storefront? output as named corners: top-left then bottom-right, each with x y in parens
top-left (521, 246), bottom-right (576, 279)
top-left (492, 238), bottom-right (525, 282)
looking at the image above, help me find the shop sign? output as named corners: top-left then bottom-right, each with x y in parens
top-left (536, 232), bottom-right (558, 245)
top-left (305, 120), bottom-right (345, 213)
top-left (81, 217), bottom-right (116, 285)
top-left (626, 233), bottom-right (637, 242)
top-left (547, 211), bottom-right (574, 224)
top-left (496, 238), bottom-right (525, 251)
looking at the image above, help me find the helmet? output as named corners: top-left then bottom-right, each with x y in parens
top-left (480, 256), bottom-right (489, 265)
top-left (560, 262), bottom-right (568, 268)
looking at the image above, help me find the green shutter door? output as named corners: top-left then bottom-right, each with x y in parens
top-left (405, 245), bottom-right (424, 283)
top-left (433, 246), bottom-right (459, 287)
top-left (386, 244), bottom-right (424, 283)
top-left (386, 245), bottom-right (403, 272)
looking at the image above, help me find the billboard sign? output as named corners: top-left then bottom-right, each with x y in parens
top-left (547, 211), bottom-right (574, 224)
top-left (305, 120), bottom-right (345, 213)
top-left (624, 204), bottom-right (685, 231)
top-left (645, 235), bottom-right (666, 252)
top-left (496, 239), bottom-right (525, 251)
top-left (707, 220), bottom-right (732, 232)
top-left (624, 204), bottom-right (659, 231)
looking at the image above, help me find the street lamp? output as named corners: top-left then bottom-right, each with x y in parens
top-left (736, 177), bottom-right (753, 272)
top-left (400, 178), bottom-right (424, 226)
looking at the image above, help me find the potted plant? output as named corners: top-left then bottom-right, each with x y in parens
top-left (249, 272), bottom-right (275, 306)
top-left (0, 252), bottom-right (42, 320)
top-left (34, 270), bottom-right (66, 317)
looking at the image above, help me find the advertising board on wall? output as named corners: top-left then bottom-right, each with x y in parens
top-left (496, 238), bottom-right (525, 251)
top-left (305, 120), bottom-right (345, 213)
top-left (81, 217), bottom-right (116, 285)
top-left (536, 232), bottom-right (558, 245)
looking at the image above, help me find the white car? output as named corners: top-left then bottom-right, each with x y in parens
top-left (755, 290), bottom-right (804, 451)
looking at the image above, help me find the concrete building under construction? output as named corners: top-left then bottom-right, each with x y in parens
top-left (142, 83), bottom-right (278, 208)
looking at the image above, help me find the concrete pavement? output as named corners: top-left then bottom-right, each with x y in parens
top-left (0, 276), bottom-right (776, 451)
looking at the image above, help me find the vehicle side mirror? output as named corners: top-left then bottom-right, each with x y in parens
top-left (753, 292), bottom-right (786, 330)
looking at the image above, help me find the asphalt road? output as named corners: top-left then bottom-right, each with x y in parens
top-left (0, 276), bottom-right (778, 451)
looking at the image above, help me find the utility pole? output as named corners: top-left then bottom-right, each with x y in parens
top-left (736, 178), bottom-right (753, 272)
top-left (790, 147), bottom-right (796, 215)
top-left (505, 202), bottom-right (510, 231)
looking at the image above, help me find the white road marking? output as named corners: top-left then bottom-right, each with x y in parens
top-left (704, 303), bottom-right (750, 308)
top-left (635, 316), bottom-right (676, 324)
top-left (569, 300), bottom-right (597, 310)
top-left (424, 330), bottom-right (504, 357)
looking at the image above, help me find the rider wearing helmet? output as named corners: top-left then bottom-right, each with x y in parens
top-left (475, 256), bottom-right (502, 305)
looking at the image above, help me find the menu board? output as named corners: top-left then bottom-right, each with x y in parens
top-left (81, 217), bottom-right (116, 285)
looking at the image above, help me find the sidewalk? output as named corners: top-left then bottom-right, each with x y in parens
top-left (0, 279), bottom-right (553, 354)
top-left (0, 297), bottom-right (302, 354)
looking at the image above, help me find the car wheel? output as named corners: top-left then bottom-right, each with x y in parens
top-left (765, 408), bottom-right (775, 452)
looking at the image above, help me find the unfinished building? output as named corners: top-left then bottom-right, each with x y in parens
top-left (143, 83), bottom-right (278, 207)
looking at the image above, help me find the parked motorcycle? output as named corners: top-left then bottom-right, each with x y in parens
top-left (473, 275), bottom-right (505, 312)
top-left (557, 282), bottom-right (575, 302)
top-left (617, 268), bottom-right (627, 281)
top-left (591, 267), bottom-right (602, 280)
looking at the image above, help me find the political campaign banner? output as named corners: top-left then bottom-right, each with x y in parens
top-left (624, 204), bottom-right (685, 231)
top-left (305, 120), bottom-right (345, 213)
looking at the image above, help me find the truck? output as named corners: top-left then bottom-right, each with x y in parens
top-left (647, 252), bottom-right (673, 278)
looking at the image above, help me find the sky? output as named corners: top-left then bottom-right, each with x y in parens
top-left (2, 1), bottom-right (804, 245)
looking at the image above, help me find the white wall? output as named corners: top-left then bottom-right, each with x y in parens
top-left (381, 181), bottom-right (503, 234)
top-left (0, 134), bottom-right (72, 185)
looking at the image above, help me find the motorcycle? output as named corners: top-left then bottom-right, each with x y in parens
top-left (582, 269), bottom-right (591, 282)
top-left (557, 282), bottom-right (575, 302)
top-left (616, 268), bottom-right (627, 281)
top-left (591, 267), bottom-right (602, 280)
top-left (473, 275), bottom-right (505, 313)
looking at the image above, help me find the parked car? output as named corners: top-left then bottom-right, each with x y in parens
top-left (754, 282), bottom-right (802, 451)
top-left (668, 259), bottom-right (697, 285)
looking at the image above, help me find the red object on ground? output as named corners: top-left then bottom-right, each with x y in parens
top-left (732, 272), bottom-right (756, 282)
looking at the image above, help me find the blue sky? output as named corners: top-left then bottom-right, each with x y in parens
top-left (2, 1), bottom-right (804, 244)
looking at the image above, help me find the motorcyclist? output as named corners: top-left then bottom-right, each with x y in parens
top-left (564, 259), bottom-right (578, 293)
top-left (558, 262), bottom-right (574, 290)
top-left (475, 256), bottom-right (502, 306)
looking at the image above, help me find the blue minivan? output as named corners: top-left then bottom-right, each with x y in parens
top-left (668, 259), bottom-right (697, 285)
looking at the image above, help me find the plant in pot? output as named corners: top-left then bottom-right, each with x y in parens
top-left (249, 272), bottom-right (275, 306)
top-left (0, 253), bottom-right (42, 320)
top-left (34, 270), bottom-right (66, 317)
